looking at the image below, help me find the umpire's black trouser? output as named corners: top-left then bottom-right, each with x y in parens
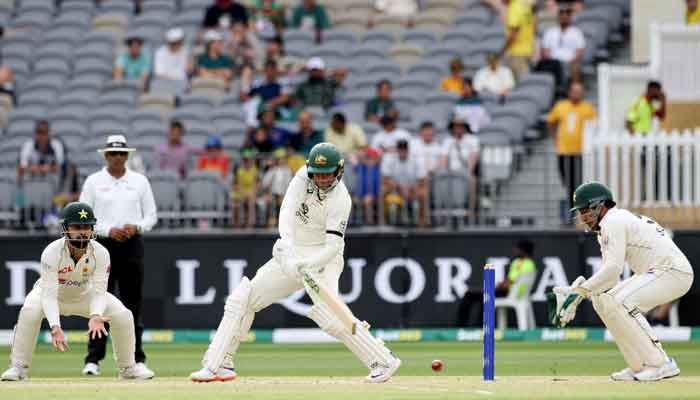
top-left (85, 235), bottom-right (146, 364)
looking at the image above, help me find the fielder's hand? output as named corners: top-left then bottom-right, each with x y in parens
top-left (87, 315), bottom-right (111, 340)
top-left (51, 326), bottom-right (68, 352)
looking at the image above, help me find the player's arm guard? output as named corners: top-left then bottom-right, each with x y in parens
top-left (548, 276), bottom-right (589, 328)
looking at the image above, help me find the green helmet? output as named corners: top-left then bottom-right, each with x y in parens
top-left (60, 202), bottom-right (97, 225)
top-left (570, 182), bottom-right (615, 212)
top-left (306, 142), bottom-right (345, 194)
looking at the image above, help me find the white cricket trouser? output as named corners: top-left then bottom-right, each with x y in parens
top-left (608, 268), bottom-right (692, 313)
top-left (9, 288), bottom-right (136, 370)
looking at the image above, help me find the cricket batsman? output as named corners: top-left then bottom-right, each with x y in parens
top-left (550, 182), bottom-right (694, 381)
top-left (1, 202), bottom-right (154, 381)
top-left (189, 143), bottom-right (401, 383)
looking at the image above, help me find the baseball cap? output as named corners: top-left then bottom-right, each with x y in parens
top-left (165, 27), bottom-right (184, 42)
top-left (306, 56), bottom-right (325, 70)
top-left (203, 29), bottom-right (223, 43)
top-left (206, 136), bottom-right (222, 148)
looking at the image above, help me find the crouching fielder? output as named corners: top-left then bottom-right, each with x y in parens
top-left (190, 143), bottom-right (401, 383)
top-left (551, 182), bottom-right (693, 381)
top-left (1, 202), bottom-right (153, 381)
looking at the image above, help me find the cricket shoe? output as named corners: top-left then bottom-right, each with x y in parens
top-left (82, 362), bottom-right (100, 376)
top-left (365, 357), bottom-right (401, 383)
top-left (610, 367), bottom-right (635, 381)
top-left (189, 367), bottom-right (237, 382)
top-left (120, 363), bottom-right (155, 380)
top-left (1, 366), bottom-right (27, 381)
top-left (634, 357), bottom-right (680, 381)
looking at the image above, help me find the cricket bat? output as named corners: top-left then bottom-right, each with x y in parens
top-left (302, 272), bottom-right (357, 335)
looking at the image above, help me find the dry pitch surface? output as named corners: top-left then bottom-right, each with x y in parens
top-left (1, 342), bottom-right (700, 399)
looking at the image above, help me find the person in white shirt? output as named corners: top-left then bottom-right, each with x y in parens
top-left (0, 202), bottom-right (154, 381)
top-left (410, 121), bottom-right (444, 176)
top-left (369, 115), bottom-right (411, 154)
top-left (381, 140), bottom-right (428, 227)
top-left (442, 117), bottom-right (480, 213)
top-left (153, 27), bottom-right (192, 95)
top-left (79, 135), bottom-right (157, 377)
top-left (17, 120), bottom-right (64, 183)
top-left (261, 148), bottom-right (292, 227)
top-left (552, 182), bottom-right (693, 381)
top-left (473, 53), bottom-right (515, 102)
top-left (541, 6), bottom-right (585, 84)
top-left (189, 143), bottom-right (401, 383)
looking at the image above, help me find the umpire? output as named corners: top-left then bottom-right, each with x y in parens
top-left (79, 135), bottom-right (157, 377)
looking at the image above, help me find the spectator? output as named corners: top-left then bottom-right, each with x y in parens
top-left (474, 53), bottom-right (515, 102)
top-left (289, 110), bottom-right (324, 157)
top-left (294, 57), bottom-right (346, 110)
top-left (18, 120), bottom-right (65, 182)
top-left (203, 0), bottom-right (249, 29)
top-left (153, 28), bottom-right (192, 95)
top-left (410, 121), bottom-right (444, 176)
top-left (442, 116), bottom-right (480, 213)
top-left (226, 21), bottom-right (262, 76)
top-left (248, 126), bottom-right (276, 153)
top-left (365, 79), bottom-right (398, 123)
top-left (261, 147), bottom-right (292, 227)
top-left (114, 36), bottom-right (150, 89)
top-left (53, 162), bottom-right (80, 211)
top-left (373, 0), bottom-right (418, 19)
top-left (355, 147), bottom-right (382, 225)
top-left (324, 112), bottom-right (368, 158)
top-left (457, 239), bottom-right (536, 326)
top-left (251, 0), bottom-right (286, 40)
top-left (539, 6), bottom-right (585, 86)
top-left (154, 120), bottom-right (201, 179)
top-left (500, 0), bottom-right (535, 81)
top-left (261, 37), bottom-right (305, 77)
top-left (546, 82), bottom-right (596, 213)
top-left (370, 115), bottom-right (411, 154)
top-left (441, 58), bottom-right (466, 96)
top-left (381, 140), bottom-right (428, 227)
top-left (0, 64), bottom-right (14, 100)
top-left (626, 80), bottom-right (666, 135)
top-left (291, 0), bottom-right (330, 43)
top-left (689, 0), bottom-right (700, 24)
top-left (240, 59), bottom-right (291, 119)
top-left (453, 78), bottom-right (491, 133)
top-left (196, 136), bottom-right (231, 180)
top-left (197, 30), bottom-right (234, 85)
top-left (257, 109), bottom-right (291, 147)
top-left (231, 148), bottom-right (259, 228)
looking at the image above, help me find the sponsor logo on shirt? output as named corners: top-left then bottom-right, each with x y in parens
top-left (58, 278), bottom-right (88, 287)
top-left (296, 203), bottom-right (310, 224)
top-left (58, 265), bottom-right (73, 274)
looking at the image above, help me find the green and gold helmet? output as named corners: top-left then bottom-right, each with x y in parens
top-left (570, 182), bottom-right (615, 212)
top-left (60, 202), bottom-right (97, 249)
top-left (306, 142), bottom-right (345, 194)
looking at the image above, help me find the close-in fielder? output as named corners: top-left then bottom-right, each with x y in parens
top-left (551, 182), bottom-right (694, 381)
top-left (1, 202), bottom-right (154, 380)
top-left (189, 142), bottom-right (401, 383)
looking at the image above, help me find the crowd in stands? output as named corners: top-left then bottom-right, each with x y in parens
top-left (0, 0), bottom-right (662, 230)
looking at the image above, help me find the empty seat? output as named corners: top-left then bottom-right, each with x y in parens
top-left (183, 170), bottom-right (228, 218)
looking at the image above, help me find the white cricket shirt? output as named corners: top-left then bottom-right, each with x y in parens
top-left (79, 167), bottom-right (158, 238)
top-left (36, 238), bottom-right (110, 328)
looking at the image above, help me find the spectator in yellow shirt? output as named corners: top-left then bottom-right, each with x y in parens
top-left (546, 82), bottom-right (596, 211)
top-left (440, 58), bottom-right (466, 95)
top-left (687, 0), bottom-right (700, 24)
top-left (625, 81), bottom-right (666, 135)
top-left (500, 0), bottom-right (535, 81)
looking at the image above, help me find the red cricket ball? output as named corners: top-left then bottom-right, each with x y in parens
top-left (431, 359), bottom-right (443, 372)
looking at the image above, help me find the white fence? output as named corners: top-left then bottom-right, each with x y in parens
top-left (582, 128), bottom-right (700, 208)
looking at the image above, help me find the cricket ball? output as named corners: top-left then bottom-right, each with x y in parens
top-left (431, 359), bottom-right (443, 372)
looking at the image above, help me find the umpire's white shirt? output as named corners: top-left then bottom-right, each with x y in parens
top-left (79, 167), bottom-right (157, 238)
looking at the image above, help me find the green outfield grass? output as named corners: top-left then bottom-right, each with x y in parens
top-left (1, 342), bottom-right (699, 399)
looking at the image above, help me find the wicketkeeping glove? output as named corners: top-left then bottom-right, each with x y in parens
top-left (547, 276), bottom-right (589, 328)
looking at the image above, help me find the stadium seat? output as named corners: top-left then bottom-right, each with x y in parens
top-left (362, 28), bottom-right (399, 48)
top-left (431, 171), bottom-right (471, 225)
top-left (0, 172), bottom-right (18, 226)
top-left (401, 28), bottom-right (438, 49)
top-left (183, 170), bottom-right (228, 220)
top-left (149, 169), bottom-right (182, 225)
top-left (323, 28), bottom-right (358, 48)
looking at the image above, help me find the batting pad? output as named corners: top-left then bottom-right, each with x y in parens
top-left (592, 293), bottom-right (666, 371)
top-left (203, 277), bottom-right (253, 371)
top-left (109, 308), bottom-right (136, 368)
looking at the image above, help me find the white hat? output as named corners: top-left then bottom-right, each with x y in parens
top-left (203, 29), bottom-right (223, 43)
top-left (165, 27), bottom-right (184, 42)
top-left (306, 56), bottom-right (325, 70)
top-left (97, 135), bottom-right (136, 153)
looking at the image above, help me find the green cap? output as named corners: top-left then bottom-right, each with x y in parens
top-left (570, 182), bottom-right (615, 212)
top-left (59, 202), bottom-right (97, 226)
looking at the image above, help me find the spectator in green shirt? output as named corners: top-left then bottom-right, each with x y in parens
top-left (291, 0), bottom-right (330, 43)
top-left (625, 80), bottom-right (666, 134)
top-left (114, 36), bottom-right (151, 89)
top-left (457, 239), bottom-right (537, 327)
top-left (365, 79), bottom-right (398, 123)
top-left (294, 57), bottom-right (346, 110)
top-left (197, 30), bottom-right (234, 85)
